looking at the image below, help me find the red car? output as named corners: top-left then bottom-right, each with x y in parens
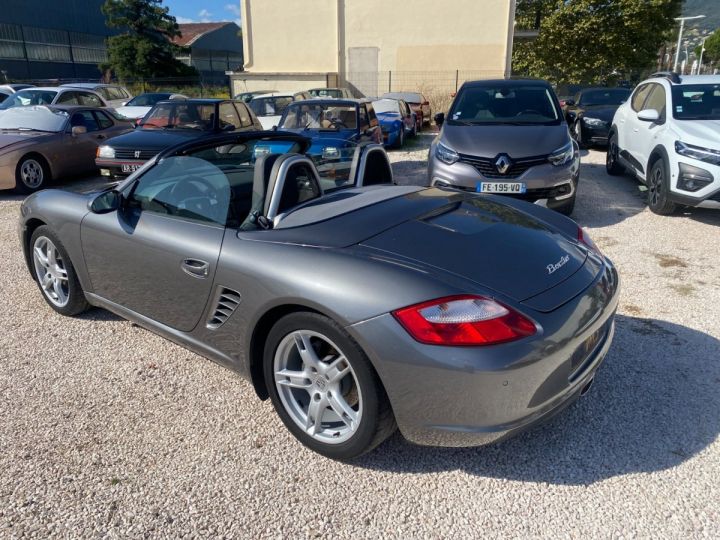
top-left (381, 92), bottom-right (432, 128)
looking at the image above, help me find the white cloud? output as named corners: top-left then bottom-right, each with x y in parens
top-left (198, 8), bottom-right (212, 22)
top-left (175, 15), bottom-right (194, 23)
top-left (225, 3), bottom-right (241, 17)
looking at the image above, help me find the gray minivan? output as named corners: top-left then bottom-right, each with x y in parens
top-left (429, 79), bottom-right (580, 215)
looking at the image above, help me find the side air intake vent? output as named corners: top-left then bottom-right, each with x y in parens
top-left (207, 288), bottom-right (242, 329)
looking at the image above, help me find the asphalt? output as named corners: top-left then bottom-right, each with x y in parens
top-left (0, 137), bottom-right (719, 538)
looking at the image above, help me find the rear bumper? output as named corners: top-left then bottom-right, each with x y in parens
top-left (348, 259), bottom-right (620, 447)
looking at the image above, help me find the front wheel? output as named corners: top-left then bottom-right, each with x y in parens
top-left (573, 121), bottom-right (586, 149)
top-left (264, 312), bottom-right (396, 460)
top-left (647, 158), bottom-right (677, 215)
top-left (606, 133), bottom-right (624, 176)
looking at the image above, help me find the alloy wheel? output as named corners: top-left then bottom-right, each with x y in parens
top-left (32, 236), bottom-right (69, 307)
top-left (649, 166), bottom-right (663, 206)
top-left (607, 142), bottom-right (617, 168)
top-left (273, 330), bottom-right (362, 444)
top-left (20, 159), bottom-right (44, 189)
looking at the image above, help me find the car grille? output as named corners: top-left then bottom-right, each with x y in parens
top-left (458, 153), bottom-right (549, 179)
top-left (113, 149), bottom-right (158, 160)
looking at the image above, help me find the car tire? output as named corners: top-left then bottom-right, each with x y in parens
top-left (263, 312), bottom-right (396, 460)
top-left (573, 121), bottom-right (586, 149)
top-left (606, 133), bottom-right (624, 176)
top-left (395, 126), bottom-right (404, 149)
top-left (411, 121), bottom-right (417, 138)
top-left (417, 113), bottom-right (424, 130)
top-left (647, 158), bottom-right (677, 215)
top-left (15, 155), bottom-right (50, 194)
top-left (29, 226), bottom-right (90, 316)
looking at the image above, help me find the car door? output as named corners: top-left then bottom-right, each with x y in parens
top-left (362, 103), bottom-right (382, 144)
top-left (622, 83), bottom-right (654, 171)
top-left (56, 110), bottom-right (104, 175)
top-left (81, 154), bottom-right (231, 331)
top-left (633, 83), bottom-right (667, 173)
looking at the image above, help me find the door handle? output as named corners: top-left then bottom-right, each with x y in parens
top-left (181, 258), bottom-right (209, 278)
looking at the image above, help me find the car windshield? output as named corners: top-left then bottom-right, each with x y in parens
top-left (448, 85), bottom-right (560, 125)
top-left (249, 96), bottom-right (294, 117)
top-left (0, 89), bottom-right (58, 110)
top-left (309, 89), bottom-right (343, 98)
top-left (372, 99), bottom-right (401, 114)
top-left (126, 94), bottom-right (171, 107)
top-left (578, 88), bottom-right (630, 106)
top-left (382, 92), bottom-right (422, 104)
top-left (139, 102), bottom-right (216, 130)
top-left (0, 106), bottom-right (68, 132)
top-left (671, 84), bottom-right (720, 120)
top-left (280, 103), bottom-right (358, 130)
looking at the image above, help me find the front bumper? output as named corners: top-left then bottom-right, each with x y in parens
top-left (382, 130), bottom-right (400, 147)
top-left (348, 259), bottom-right (620, 447)
top-left (581, 122), bottom-right (610, 144)
top-left (668, 158), bottom-right (720, 209)
top-left (95, 158), bottom-right (146, 177)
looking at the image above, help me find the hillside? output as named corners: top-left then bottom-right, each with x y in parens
top-left (683, 0), bottom-right (719, 33)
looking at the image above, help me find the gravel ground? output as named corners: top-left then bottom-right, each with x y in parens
top-left (1, 136), bottom-right (719, 539)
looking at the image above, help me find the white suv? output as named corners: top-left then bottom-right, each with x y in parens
top-left (607, 73), bottom-right (720, 214)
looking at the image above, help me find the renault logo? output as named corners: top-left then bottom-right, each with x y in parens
top-left (134, 150), bottom-right (141, 159)
top-left (495, 154), bottom-right (512, 174)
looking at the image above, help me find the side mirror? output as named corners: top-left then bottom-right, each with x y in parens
top-left (434, 112), bottom-right (445, 127)
top-left (89, 190), bottom-right (121, 214)
top-left (71, 125), bottom-right (87, 136)
top-left (564, 99), bottom-right (575, 107)
top-left (637, 109), bottom-right (660, 122)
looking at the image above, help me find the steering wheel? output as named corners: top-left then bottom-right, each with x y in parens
top-left (328, 118), bottom-right (347, 129)
top-left (169, 176), bottom-right (222, 219)
top-left (516, 109), bottom-right (542, 117)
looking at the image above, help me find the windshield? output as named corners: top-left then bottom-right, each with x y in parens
top-left (0, 106), bottom-right (68, 132)
top-left (671, 84), bottom-right (720, 120)
top-left (372, 99), bottom-right (401, 114)
top-left (448, 85), bottom-right (560, 125)
top-left (126, 94), bottom-right (171, 107)
top-left (249, 96), bottom-right (294, 117)
top-left (0, 89), bottom-right (58, 110)
top-left (382, 92), bottom-right (422, 104)
top-left (140, 102), bottom-right (216, 130)
top-left (309, 88), bottom-right (343, 98)
top-left (578, 88), bottom-right (630, 106)
top-left (280, 103), bottom-right (358, 130)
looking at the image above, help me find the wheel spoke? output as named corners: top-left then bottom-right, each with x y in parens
top-left (41, 273), bottom-right (53, 291)
top-left (34, 246), bottom-right (49, 268)
top-left (52, 279), bottom-right (65, 302)
top-left (305, 396), bottom-right (327, 435)
top-left (293, 332), bottom-right (320, 369)
top-left (328, 393), bottom-right (357, 429)
top-left (274, 368), bottom-right (312, 390)
top-left (46, 244), bottom-right (56, 265)
top-left (325, 356), bottom-right (350, 384)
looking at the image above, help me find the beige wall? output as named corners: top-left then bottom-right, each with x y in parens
top-left (242, 0), bottom-right (338, 72)
top-left (231, 73), bottom-right (334, 96)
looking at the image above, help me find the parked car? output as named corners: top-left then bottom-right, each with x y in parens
top-left (381, 92), bottom-right (431, 127)
top-left (0, 105), bottom-right (133, 193)
top-left (308, 87), bottom-right (354, 99)
top-left (429, 79), bottom-right (580, 215)
top-left (607, 72), bottom-right (720, 215)
top-left (0, 84), bottom-right (35, 103)
top-left (563, 87), bottom-right (631, 147)
top-left (18, 130), bottom-right (619, 460)
top-left (95, 99), bottom-right (262, 178)
top-left (235, 89), bottom-right (278, 103)
top-left (0, 87), bottom-right (107, 112)
top-left (372, 98), bottom-right (416, 148)
top-left (60, 83), bottom-right (133, 109)
top-left (276, 99), bottom-right (382, 158)
top-left (114, 92), bottom-right (188, 120)
top-left (248, 93), bottom-right (296, 129)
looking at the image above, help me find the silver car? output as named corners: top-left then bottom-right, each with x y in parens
top-left (429, 79), bottom-right (580, 215)
top-left (60, 83), bottom-right (133, 109)
top-left (0, 87), bottom-right (108, 111)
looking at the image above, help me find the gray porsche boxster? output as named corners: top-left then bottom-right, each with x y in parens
top-left (19, 132), bottom-right (619, 460)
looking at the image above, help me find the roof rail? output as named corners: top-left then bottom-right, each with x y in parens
top-left (650, 71), bottom-right (682, 84)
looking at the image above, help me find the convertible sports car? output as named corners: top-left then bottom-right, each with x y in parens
top-left (20, 132), bottom-right (619, 460)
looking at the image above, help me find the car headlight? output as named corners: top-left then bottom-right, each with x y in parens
top-left (435, 142), bottom-right (459, 165)
top-left (97, 145), bottom-right (115, 159)
top-left (322, 146), bottom-right (340, 159)
top-left (548, 140), bottom-right (574, 166)
top-left (582, 117), bottom-right (606, 127)
top-left (675, 141), bottom-right (720, 166)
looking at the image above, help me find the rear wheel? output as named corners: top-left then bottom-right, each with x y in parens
top-left (16, 155), bottom-right (50, 194)
top-left (606, 133), bottom-right (624, 176)
top-left (647, 158), bottom-right (677, 215)
top-left (411, 121), bottom-right (417, 137)
top-left (395, 126), bottom-right (405, 148)
top-left (264, 312), bottom-right (396, 460)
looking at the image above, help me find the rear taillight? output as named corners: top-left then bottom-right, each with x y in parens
top-left (392, 295), bottom-right (536, 346)
top-left (578, 227), bottom-right (603, 258)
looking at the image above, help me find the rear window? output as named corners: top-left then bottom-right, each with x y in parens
top-left (249, 96), bottom-right (294, 117)
top-left (449, 85), bottom-right (560, 125)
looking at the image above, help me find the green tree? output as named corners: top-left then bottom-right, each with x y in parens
top-left (695, 29), bottom-right (720, 63)
top-left (513, 0), bottom-right (682, 84)
top-left (101, 0), bottom-right (196, 80)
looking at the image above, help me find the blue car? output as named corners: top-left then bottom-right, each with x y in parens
top-left (373, 98), bottom-right (417, 148)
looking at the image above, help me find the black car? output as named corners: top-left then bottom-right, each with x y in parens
top-left (563, 87), bottom-right (631, 147)
top-left (96, 99), bottom-right (262, 177)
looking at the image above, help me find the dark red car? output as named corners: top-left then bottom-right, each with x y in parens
top-left (381, 92), bottom-right (432, 128)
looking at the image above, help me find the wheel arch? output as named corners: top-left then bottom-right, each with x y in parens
top-left (16, 151), bottom-right (54, 185)
top-left (647, 143), bottom-right (670, 173)
top-left (22, 218), bottom-right (48, 274)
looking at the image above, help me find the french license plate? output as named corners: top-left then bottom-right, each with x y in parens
top-left (477, 182), bottom-right (526, 194)
top-left (121, 164), bottom-right (142, 173)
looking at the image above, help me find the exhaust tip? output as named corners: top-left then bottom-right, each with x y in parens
top-left (580, 377), bottom-right (594, 397)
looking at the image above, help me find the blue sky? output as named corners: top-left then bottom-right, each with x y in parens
top-left (163, 1), bottom-right (241, 26)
